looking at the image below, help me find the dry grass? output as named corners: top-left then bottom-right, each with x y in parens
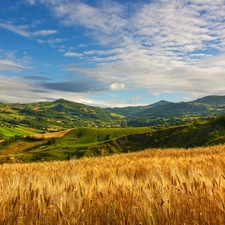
top-left (0, 140), bottom-right (46, 155)
top-left (33, 129), bottom-right (72, 139)
top-left (1, 145), bottom-right (225, 224)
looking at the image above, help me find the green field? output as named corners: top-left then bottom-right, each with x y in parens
top-left (0, 127), bottom-right (152, 162)
top-left (0, 114), bottom-right (225, 163)
top-left (0, 126), bottom-right (42, 138)
top-left (57, 127), bottom-right (152, 146)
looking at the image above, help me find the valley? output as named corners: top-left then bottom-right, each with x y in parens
top-left (0, 95), bottom-right (225, 163)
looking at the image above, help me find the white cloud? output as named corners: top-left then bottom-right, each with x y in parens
top-left (32, 30), bottom-right (58, 36)
top-left (37, 38), bottom-right (66, 45)
top-left (78, 44), bottom-right (87, 48)
top-left (109, 83), bottom-right (125, 90)
top-left (58, 49), bottom-right (66, 52)
top-left (64, 51), bottom-right (83, 57)
top-left (0, 22), bottom-right (57, 38)
top-left (198, 54), bottom-right (225, 67)
top-left (25, 0), bottom-right (36, 5)
top-left (0, 60), bottom-right (25, 71)
top-left (52, 1), bottom-right (127, 34)
top-left (0, 23), bottom-right (30, 38)
top-left (7, 0), bottom-right (225, 104)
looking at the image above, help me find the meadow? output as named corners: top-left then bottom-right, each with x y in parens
top-left (1, 145), bottom-right (225, 224)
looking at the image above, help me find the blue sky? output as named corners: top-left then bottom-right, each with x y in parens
top-left (1, 0), bottom-right (225, 107)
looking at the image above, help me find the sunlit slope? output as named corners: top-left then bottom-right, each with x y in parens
top-left (0, 127), bottom-right (152, 162)
top-left (1, 116), bottom-right (225, 163)
top-left (0, 126), bottom-right (40, 138)
top-left (1, 145), bottom-right (225, 224)
top-left (0, 99), bottom-right (124, 138)
top-left (57, 127), bottom-right (152, 146)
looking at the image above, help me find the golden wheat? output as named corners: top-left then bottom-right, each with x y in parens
top-left (1, 145), bottom-right (225, 224)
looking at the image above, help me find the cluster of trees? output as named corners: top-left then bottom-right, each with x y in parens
top-left (126, 115), bottom-right (210, 127)
top-left (0, 131), bottom-right (4, 140)
top-left (0, 135), bottom-right (22, 149)
top-left (212, 114), bottom-right (225, 125)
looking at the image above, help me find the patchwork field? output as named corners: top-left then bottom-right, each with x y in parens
top-left (1, 145), bottom-right (225, 224)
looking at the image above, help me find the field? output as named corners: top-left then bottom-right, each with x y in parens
top-left (1, 145), bottom-right (225, 224)
top-left (0, 127), bottom-right (153, 163)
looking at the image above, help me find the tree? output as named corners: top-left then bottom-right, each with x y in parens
top-left (209, 130), bottom-right (220, 140)
top-left (0, 131), bottom-right (4, 140)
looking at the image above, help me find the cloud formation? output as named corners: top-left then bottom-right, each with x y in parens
top-left (0, 22), bottom-right (57, 38)
top-left (64, 51), bottom-right (83, 57)
top-left (0, 60), bottom-right (25, 71)
top-left (1, 0), bottom-right (225, 106)
top-left (52, 0), bottom-right (225, 99)
top-left (0, 75), bottom-right (107, 106)
top-left (39, 80), bottom-right (104, 92)
top-left (109, 83), bottom-right (125, 90)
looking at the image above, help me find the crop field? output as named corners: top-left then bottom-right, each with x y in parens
top-left (1, 145), bottom-right (225, 224)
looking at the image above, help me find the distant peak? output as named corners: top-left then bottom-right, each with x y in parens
top-left (54, 98), bottom-right (68, 103)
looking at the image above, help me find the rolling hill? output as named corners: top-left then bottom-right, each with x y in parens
top-left (0, 114), bottom-right (225, 163)
top-left (0, 98), bottom-right (124, 138)
top-left (105, 95), bottom-right (225, 116)
top-left (1, 95), bottom-right (225, 139)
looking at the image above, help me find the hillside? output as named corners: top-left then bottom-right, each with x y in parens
top-left (105, 100), bottom-right (172, 116)
top-left (106, 95), bottom-right (225, 117)
top-left (0, 99), bottom-right (124, 138)
top-left (1, 95), bottom-right (225, 139)
top-left (1, 115), bottom-right (225, 163)
top-left (192, 95), bottom-right (225, 105)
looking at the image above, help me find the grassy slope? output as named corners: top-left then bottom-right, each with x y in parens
top-left (89, 122), bottom-right (225, 155)
top-left (0, 126), bottom-right (41, 138)
top-left (0, 100), bottom-right (124, 139)
top-left (0, 127), bottom-right (152, 162)
top-left (57, 127), bottom-right (152, 145)
top-left (0, 117), bottom-right (225, 163)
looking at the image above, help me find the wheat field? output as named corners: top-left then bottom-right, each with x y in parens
top-left (1, 145), bottom-right (225, 224)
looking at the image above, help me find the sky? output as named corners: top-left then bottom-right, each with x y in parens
top-left (1, 0), bottom-right (225, 107)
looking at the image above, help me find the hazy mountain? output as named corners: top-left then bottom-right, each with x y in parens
top-left (1, 95), bottom-right (225, 132)
top-left (105, 95), bottom-right (225, 116)
top-left (191, 95), bottom-right (225, 106)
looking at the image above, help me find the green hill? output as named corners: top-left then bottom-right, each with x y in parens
top-left (1, 95), bottom-right (225, 139)
top-left (106, 95), bottom-right (225, 117)
top-left (192, 95), bottom-right (225, 105)
top-left (0, 99), bottom-right (124, 138)
top-left (57, 127), bottom-right (152, 146)
top-left (84, 116), bottom-right (225, 157)
top-left (1, 115), bottom-right (225, 163)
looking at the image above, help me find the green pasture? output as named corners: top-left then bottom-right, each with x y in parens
top-left (1, 117), bottom-right (225, 163)
top-left (0, 126), bottom-right (42, 138)
top-left (56, 127), bottom-right (153, 147)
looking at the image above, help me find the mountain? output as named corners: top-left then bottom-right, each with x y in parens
top-left (192, 95), bottom-right (225, 106)
top-left (1, 95), bottom-right (225, 139)
top-left (0, 99), bottom-right (124, 137)
top-left (105, 95), bottom-right (225, 117)
top-left (105, 100), bottom-right (172, 116)
top-left (39, 98), bottom-right (114, 120)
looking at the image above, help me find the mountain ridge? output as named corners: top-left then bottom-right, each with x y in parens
top-left (105, 95), bottom-right (225, 116)
top-left (0, 95), bottom-right (225, 138)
